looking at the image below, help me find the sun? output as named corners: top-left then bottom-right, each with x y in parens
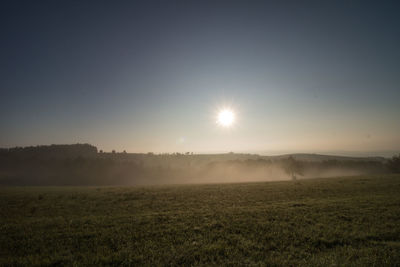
top-left (217, 109), bottom-right (235, 127)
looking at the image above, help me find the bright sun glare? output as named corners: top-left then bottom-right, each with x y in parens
top-left (217, 109), bottom-right (235, 127)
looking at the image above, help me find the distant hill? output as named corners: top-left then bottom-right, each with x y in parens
top-left (263, 153), bottom-right (386, 163)
top-left (178, 153), bottom-right (386, 163)
top-left (0, 144), bottom-right (387, 162)
top-left (0, 144), bottom-right (97, 158)
top-left (0, 144), bottom-right (391, 186)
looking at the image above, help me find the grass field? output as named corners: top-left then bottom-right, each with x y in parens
top-left (1, 175), bottom-right (400, 266)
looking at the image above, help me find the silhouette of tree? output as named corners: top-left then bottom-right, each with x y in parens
top-left (282, 156), bottom-right (303, 180)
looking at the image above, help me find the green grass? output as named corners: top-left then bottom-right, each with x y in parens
top-left (1, 175), bottom-right (400, 266)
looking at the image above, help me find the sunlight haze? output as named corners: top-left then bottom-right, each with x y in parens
top-left (0, 1), bottom-right (399, 156)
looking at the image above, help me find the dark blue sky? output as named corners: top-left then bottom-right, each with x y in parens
top-left (1, 0), bottom-right (399, 155)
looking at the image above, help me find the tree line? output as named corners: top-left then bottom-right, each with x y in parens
top-left (0, 144), bottom-right (399, 186)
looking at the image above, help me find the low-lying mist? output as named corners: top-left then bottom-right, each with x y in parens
top-left (0, 144), bottom-right (390, 186)
top-left (168, 161), bottom-right (373, 185)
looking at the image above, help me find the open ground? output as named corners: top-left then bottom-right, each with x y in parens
top-left (1, 175), bottom-right (400, 266)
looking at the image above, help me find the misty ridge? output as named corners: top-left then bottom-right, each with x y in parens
top-left (0, 144), bottom-right (398, 186)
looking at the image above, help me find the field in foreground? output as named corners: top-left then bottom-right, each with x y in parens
top-left (1, 175), bottom-right (400, 266)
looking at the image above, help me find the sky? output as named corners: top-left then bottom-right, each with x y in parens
top-left (1, 0), bottom-right (399, 156)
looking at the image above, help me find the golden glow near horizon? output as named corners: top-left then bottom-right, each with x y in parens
top-left (217, 109), bottom-right (235, 127)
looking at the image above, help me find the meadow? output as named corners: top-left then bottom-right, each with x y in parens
top-left (1, 175), bottom-right (400, 266)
